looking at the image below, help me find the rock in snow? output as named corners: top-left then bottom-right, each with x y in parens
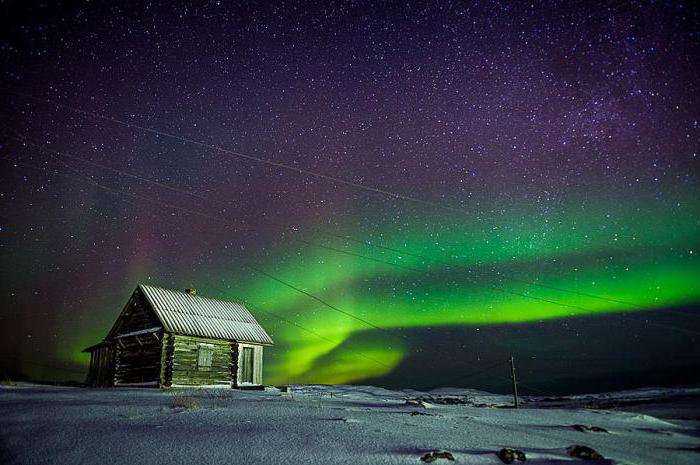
top-left (567, 444), bottom-right (605, 460)
top-left (497, 447), bottom-right (526, 463)
top-left (573, 424), bottom-right (610, 433)
top-left (420, 450), bottom-right (455, 462)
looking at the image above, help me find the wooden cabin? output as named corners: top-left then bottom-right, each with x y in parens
top-left (84, 284), bottom-right (273, 388)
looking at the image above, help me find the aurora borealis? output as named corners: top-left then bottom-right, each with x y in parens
top-left (1, 1), bottom-right (698, 393)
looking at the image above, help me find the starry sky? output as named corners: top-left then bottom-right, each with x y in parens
top-left (1, 1), bottom-right (699, 394)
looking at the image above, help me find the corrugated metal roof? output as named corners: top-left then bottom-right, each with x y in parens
top-left (138, 284), bottom-right (273, 345)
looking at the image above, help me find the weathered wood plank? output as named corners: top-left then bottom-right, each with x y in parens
top-left (86, 344), bottom-right (115, 387)
top-left (234, 343), bottom-right (263, 386)
top-left (109, 290), bottom-right (162, 338)
top-left (160, 333), bottom-right (174, 388)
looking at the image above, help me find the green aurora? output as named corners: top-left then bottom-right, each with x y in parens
top-left (23, 186), bottom-right (700, 385)
top-left (208, 188), bottom-right (700, 385)
top-left (3, 0), bottom-right (699, 395)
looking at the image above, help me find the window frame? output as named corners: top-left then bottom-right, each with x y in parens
top-left (196, 343), bottom-right (214, 369)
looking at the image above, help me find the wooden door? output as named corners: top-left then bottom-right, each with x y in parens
top-left (241, 347), bottom-right (254, 383)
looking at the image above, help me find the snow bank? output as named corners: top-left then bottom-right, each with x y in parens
top-left (0, 383), bottom-right (698, 464)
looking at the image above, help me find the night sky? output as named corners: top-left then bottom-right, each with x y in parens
top-left (1, 1), bottom-right (699, 394)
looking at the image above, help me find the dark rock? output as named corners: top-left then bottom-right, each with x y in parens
top-left (498, 448), bottom-right (527, 463)
top-left (411, 410), bottom-right (434, 416)
top-left (567, 445), bottom-right (604, 460)
top-left (420, 451), bottom-right (455, 462)
top-left (406, 399), bottom-right (432, 408)
top-left (573, 424), bottom-right (609, 433)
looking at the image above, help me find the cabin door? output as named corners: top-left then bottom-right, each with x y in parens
top-left (241, 347), bottom-right (254, 384)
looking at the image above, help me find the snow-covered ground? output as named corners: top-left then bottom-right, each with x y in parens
top-left (1, 383), bottom-right (698, 464)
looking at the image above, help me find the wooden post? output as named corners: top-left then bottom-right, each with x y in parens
top-left (510, 355), bottom-right (519, 409)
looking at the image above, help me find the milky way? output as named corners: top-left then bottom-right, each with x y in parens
top-left (1, 1), bottom-right (698, 393)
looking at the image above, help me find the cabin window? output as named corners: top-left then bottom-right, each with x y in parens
top-left (197, 343), bottom-right (213, 369)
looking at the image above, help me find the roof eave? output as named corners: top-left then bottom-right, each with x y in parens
top-left (137, 283), bottom-right (171, 332)
top-left (163, 329), bottom-right (273, 346)
top-left (82, 341), bottom-right (109, 352)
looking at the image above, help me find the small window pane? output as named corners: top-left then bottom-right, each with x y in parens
top-left (197, 344), bottom-right (213, 369)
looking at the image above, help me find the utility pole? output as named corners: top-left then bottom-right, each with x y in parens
top-left (510, 355), bottom-right (519, 409)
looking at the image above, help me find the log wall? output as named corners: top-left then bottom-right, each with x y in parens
top-left (114, 332), bottom-right (162, 386)
top-left (170, 334), bottom-right (233, 387)
top-left (109, 289), bottom-right (162, 337)
top-left (111, 290), bottom-right (163, 386)
top-left (159, 332), bottom-right (174, 387)
top-left (86, 344), bottom-right (114, 387)
top-left (231, 343), bottom-right (239, 387)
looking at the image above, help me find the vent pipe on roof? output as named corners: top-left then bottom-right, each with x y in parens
top-left (185, 288), bottom-right (197, 295)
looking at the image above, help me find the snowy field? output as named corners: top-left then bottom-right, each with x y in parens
top-left (1, 383), bottom-right (698, 465)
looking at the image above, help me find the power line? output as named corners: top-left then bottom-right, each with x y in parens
top-left (240, 301), bottom-right (393, 369)
top-left (5, 89), bottom-right (464, 213)
top-left (320, 232), bottom-right (672, 313)
top-left (5, 135), bottom-right (698, 396)
top-left (294, 238), bottom-right (621, 321)
top-left (2, 146), bottom-right (445, 373)
top-left (6, 132), bottom-right (604, 320)
top-left (242, 263), bottom-right (410, 344)
top-left (293, 236), bottom-right (700, 334)
top-left (1, 138), bottom-right (257, 240)
top-left (295, 237), bottom-right (423, 273)
top-left (2, 140), bottom-right (403, 343)
top-left (1, 150), bottom-right (401, 375)
top-left (4, 118), bottom-right (679, 389)
top-left (4, 97), bottom-right (695, 325)
top-left (5, 131), bottom-right (224, 206)
top-left (6, 133), bottom-right (697, 338)
top-left (6, 119), bottom-right (694, 323)
top-left (1, 152), bottom-right (224, 224)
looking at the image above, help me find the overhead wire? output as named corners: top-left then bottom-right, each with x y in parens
top-left (5, 132), bottom-right (247, 228)
top-left (320, 231), bottom-right (693, 315)
top-left (4, 131), bottom-right (225, 206)
top-left (237, 301), bottom-right (393, 369)
top-left (294, 235), bottom-right (700, 335)
top-left (4, 94), bottom-right (694, 322)
top-left (2, 96), bottom-right (698, 386)
top-left (242, 263), bottom-right (411, 345)
top-left (2, 134), bottom-right (477, 383)
top-left (4, 131), bottom-right (698, 339)
top-left (5, 90), bottom-right (463, 213)
top-left (0, 143), bottom-right (399, 375)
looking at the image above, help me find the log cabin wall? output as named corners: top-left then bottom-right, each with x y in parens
top-left (159, 332), bottom-right (174, 388)
top-left (170, 334), bottom-right (233, 387)
top-left (86, 347), bottom-right (99, 386)
top-left (230, 343), bottom-right (239, 387)
top-left (110, 290), bottom-right (162, 337)
top-left (113, 332), bottom-right (162, 386)
top-left (86, 344), bottom-right (114, 387)
top-left (98, 345), bottom-right (114, 387)
top-left (111, 290), bottom-right (164, 386)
